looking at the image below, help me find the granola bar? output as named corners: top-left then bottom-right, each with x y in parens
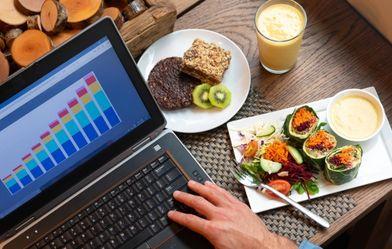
top-left (182, 39), bottom-right (231, 84)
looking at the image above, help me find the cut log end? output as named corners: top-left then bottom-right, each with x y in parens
top-left (103, 7), bottom-right (124, 29)
top-left (60, 0), bottom-right (103, 26)
top-left (26, 15), bottom-right (42, 30)
top-left (11, 29), bottom-right (52, 67)
top-left (4, 50), bottom-right (21, 74)
top-left (15, 0), bottom-right (45, 15)
top-left (41, 0), bottom-right (68, 35)
top-left (0, 0), bottom-right (27, 27)
top-left (122, 0), bottom-right (147, 21)
top-left (0, 33), bottom-right (6, 52)
top-left (0, 51), bottom-right (10, 85)
top-left (5, 28), bottom-right (23, 49)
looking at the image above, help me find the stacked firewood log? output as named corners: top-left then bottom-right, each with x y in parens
top-left (0, 0), bottom-right (155, 85)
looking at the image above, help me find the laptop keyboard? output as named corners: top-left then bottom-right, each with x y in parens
top-left (29, 154), bottom-right (190, 249)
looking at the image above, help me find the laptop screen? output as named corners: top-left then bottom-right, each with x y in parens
top-left (0, 37), bottom-right (151, 218)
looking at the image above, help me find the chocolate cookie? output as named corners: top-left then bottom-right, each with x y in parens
top-left (147, 57), bottom-right (200, 110)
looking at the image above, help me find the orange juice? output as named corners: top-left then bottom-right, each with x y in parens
top-left (255, 0), bottom-right (307, 74)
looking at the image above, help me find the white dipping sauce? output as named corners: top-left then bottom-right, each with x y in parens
top-left (330, 95), bottom-right (380, 140)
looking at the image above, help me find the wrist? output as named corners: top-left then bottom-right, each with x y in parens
top-left (256, 232), bottom-right (297, 249)
top-left (276, 236), bottom-right (297, 249)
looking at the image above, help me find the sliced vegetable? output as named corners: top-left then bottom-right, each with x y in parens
top-left (243, 140), bottom-right (259, 158)
top-left (265, 179), bottom-right (291, 198)
top-left (260, 158), bottom-right (282, 174)
top-left (317, 122), bottom-right (327, 130)
top-left (291, 180), bottom-right (319, 196)
top-left (324, 145), bottom-right (362, 185)
top-left (287, 145), bottom-right (303, 164)
top-left (283, 106), bottom-right (319, 144)
top-left (303, 129), bottom-right (337, 168)
top-left (262, 139), bottom-right (289, 164)
top-left (256, 125), bottom-right (276, 137)
top-left (291, 182), bottom-right (305, 194)
top-left (241, 161), bottom-right (259, 177)
top-left (305, 180), bottom-right (319, 195)
top-left (237, 121), bottom-right (321, 199)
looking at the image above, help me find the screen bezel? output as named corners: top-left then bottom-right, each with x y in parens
top-left (0, 18), bottom-right (165, 235)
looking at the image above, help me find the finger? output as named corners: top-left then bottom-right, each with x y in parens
top-left (168, 210), bottom-right (209, 236)
top-left (173, 190), bottom-right (217, 218)
top-left (187, 180), bottom-right (225, 206)
top-left (205, 181), bottom-right (239, 203)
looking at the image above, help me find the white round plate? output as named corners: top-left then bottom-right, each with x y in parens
top-left (137, 29), bottom-right (251, 133)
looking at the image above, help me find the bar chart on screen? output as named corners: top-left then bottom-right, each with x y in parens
top-left (0, 72), bottom-right (121, 195)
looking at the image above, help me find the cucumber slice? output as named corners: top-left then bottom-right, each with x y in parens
top-left (287, 145), bottom-right (303, 164)
top-left (260, 158), bottom-right (282, 174)
top-left (256, 125), bottom-right (276, 137)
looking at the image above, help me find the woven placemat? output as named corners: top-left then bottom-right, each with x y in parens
top-left (178, 89), bottom-right (357, 244)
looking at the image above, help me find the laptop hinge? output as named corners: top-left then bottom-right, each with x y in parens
top-left (4, 216), bottom-right (36, 240)
top-left (14, 217), bottom-right (35, 232)
top-left (131, 137), bottom-right (152, 152)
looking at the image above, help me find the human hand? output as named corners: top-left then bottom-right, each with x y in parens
top-left (168, 180), bottom-right (297, 249)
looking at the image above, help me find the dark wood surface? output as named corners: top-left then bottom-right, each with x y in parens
top-left (175, 0), bottom-right (392, 120)
top-left (175, 0), bottom-right (392, 246)
top-left (1, 0), bottom-right (391, 248)
top-left (170, 0), bottom-right (203, 16)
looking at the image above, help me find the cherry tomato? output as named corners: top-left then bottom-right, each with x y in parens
top-left (243, 140), bottom-right (258, 158)
top-left (265, 179), bottom-right (291, 198)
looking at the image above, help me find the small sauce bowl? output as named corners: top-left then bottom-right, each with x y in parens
top-left (327, 89), bottom-right (385, 142)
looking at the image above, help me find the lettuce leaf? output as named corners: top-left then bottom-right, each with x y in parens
top-left (305, 180), bottom-right (319, 195)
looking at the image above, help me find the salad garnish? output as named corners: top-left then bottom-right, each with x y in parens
top-left (232, 105), bottom-right (364, 200)
top-left (238, 132), bottom-right (319, 199)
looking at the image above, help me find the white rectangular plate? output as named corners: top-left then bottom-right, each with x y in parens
top-left (227, 87), bottom-right (392, 213)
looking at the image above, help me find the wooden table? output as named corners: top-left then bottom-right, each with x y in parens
top-left (0, 1), bottom-right (390, 248)
top-left (175, 0), bottom-right (392, 248)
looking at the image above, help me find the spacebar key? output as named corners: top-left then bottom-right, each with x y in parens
top-left (120, 229), bottom-right (153, 249)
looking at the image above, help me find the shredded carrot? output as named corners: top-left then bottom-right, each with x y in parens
top-left (292, 107), bottom-right (317, 129)
top-left (334, 147), bottom-right (355, 166)
top-left (264, 140), bottom-right (289, 164)
top-left (306, 130), bottom-right (335, 150)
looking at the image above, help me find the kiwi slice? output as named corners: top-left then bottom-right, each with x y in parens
top-left (209, 84), bottom-right (231, 109)
top-left (192, 83), bottom-right (213, 109)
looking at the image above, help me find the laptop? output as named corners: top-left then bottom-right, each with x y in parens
top-left (0, 18), bottom-right (212, 249)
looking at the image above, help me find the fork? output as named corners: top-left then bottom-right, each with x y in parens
top-left (230, 167), bottom-right (330, 229)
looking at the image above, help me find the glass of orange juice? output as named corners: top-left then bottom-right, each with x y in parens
top-left (255, 0), bottom-right (307, 74)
